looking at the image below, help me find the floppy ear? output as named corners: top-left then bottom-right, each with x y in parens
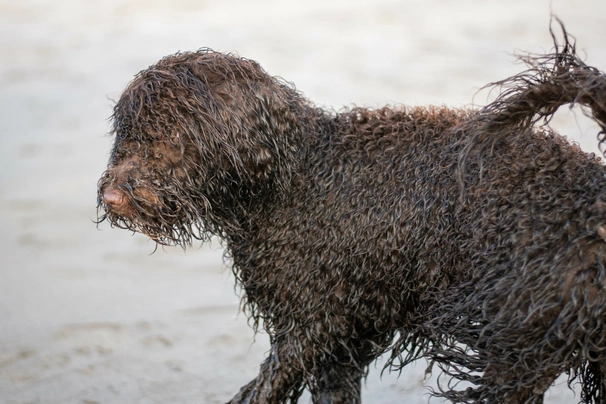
top-left (228, 88), bottom-right (304, 193)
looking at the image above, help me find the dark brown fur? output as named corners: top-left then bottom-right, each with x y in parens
top-left (98, 24), bottom-right (606, 403)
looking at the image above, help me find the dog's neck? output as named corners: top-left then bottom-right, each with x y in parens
top-left (198, 104), bottom-right (326, 242)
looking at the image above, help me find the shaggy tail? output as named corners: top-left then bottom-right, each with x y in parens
top-left (458, 19), bottom-right (606, 195)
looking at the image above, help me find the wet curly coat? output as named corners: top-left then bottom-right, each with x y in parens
top-left (98, 29), bottom-right (606, 403)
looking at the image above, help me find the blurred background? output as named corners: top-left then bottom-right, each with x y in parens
top-left (1, 0), bottom-right (606, 403)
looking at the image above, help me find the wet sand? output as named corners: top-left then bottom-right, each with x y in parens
top-left (1, 1), bottom-right (606, 402)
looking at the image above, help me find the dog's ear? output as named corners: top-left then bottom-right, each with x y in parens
top-left (228, 88), bottom-right (303, 193)
top-left (172, 53), bottom-right (306, 196)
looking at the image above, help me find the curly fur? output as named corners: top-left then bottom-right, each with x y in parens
top-left (98, 23), bottom-right (606, 403)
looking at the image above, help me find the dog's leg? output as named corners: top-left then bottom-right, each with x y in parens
top-left (599, 361), bottom-right (606, 404)
top-left (312, 365), bottom-right (362, 404)
top-left (473, 361), bottom-right (561, 404)
top-left (581, 360), bottom-right (606, 404)
top-left (228, 337), bottom-right (368, 403)
top-left (227, 340), bottom-right (305, 404)
top-left (310, 339), bottom-right (383, 404)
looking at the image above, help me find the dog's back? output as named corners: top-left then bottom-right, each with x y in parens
top-left (229, 34), bottom-right (606, 402)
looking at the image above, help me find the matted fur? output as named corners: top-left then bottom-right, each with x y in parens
top-left (98, 24), bottom-right (606, 403)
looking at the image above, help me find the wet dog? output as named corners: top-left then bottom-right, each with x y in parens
top-left (98, 27), bottom-right (606, 403)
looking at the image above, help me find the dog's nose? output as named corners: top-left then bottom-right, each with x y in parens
top-left (103, 188), bottom-right (127, 210)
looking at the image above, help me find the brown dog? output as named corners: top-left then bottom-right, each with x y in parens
top-left (98, 28), bottom-right (606, 403)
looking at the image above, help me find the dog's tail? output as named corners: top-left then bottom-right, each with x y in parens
top-left (457, 19), bottom-right (606, 195)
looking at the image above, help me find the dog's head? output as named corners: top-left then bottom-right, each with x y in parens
top-left (97, 50), bottom-right (310, 246)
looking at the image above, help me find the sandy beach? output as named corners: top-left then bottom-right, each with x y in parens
top-left (1, 0), bottom-right (606, 402)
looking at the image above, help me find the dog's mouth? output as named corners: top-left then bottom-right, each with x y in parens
top-left (97, 179), bottom-right (211, 247)
top-left (97, 179), bottom-right (170, 240)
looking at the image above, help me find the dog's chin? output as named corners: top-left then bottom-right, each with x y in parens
top-left (121, 215), bottom-right (209, 247)
top-left (142, 230), bottom-right (179, 246)
top-left (99, 209), bottom-right (159, 239)
top-left (99, 197), bottom-right (207, 247)
top-left (122, 220), bottom-right (182, 246)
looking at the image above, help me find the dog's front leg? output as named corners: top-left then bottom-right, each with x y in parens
top-left (312, 364), bottom-right (362, 404)
top-left (228, 341), bottom-right (305, 404)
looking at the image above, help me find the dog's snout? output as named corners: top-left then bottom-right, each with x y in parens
top-left (103, 188), bottom-right (127, 211)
